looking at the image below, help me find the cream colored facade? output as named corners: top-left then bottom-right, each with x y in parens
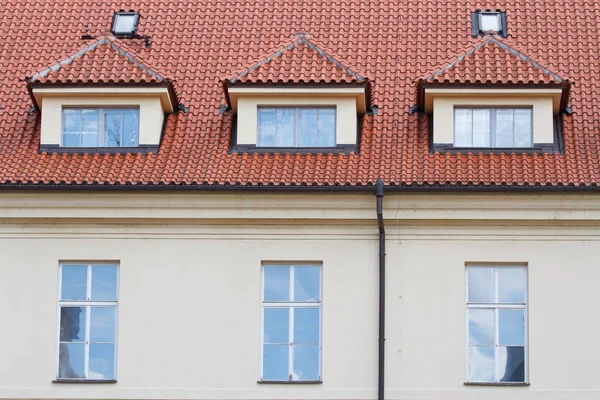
top-left (1, 192), bottom-right (600, 400)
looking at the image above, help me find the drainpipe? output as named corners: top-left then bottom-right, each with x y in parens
top-left (375, 178), bottom-right (385, 400)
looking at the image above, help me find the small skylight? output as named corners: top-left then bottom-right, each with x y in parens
top-left (112, 11), bottom-right (140, 36)
top-left (472, 10), bottom-right (507, 38)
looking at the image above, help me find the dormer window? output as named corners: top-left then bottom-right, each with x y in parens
top-left (454, 108), bottom-right (532, 148)
top-left (258, 107), bottom-right (336, 147)
top-left (472, 10), bottom-right (507, 37)
top-left (111, 11), bottom-right (140, 36)
top-left (62, 108), bottom-right (139, 147)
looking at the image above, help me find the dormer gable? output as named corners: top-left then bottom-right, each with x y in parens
top-left (26, 36), bottom-right (179, 154)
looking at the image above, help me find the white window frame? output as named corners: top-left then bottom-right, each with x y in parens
top-left (56, 263), bottom-right (119, 381)
top-left (257, 106), bottom-right (337, 147)
top-left (453, 107), bottom-right (533, 148)
top-left (465, 265), bottom-right (528, 384)
top-left (61, 107), bottom-right (140, 147)
top-left (260, 263), bottom-right (323, 382)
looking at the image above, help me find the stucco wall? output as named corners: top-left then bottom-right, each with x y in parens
top-left (1, 192), bottom-right (599, 400)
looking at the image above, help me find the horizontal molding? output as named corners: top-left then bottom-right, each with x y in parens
top-left (39, 144), bottom-right (159, 155)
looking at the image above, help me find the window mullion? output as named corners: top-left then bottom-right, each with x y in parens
top-left (289, 306), bottom-right (294, 381)
top-left (495, 307), bottom-right (500, 382)
top-left (84, 304), bottom-right (91, 379)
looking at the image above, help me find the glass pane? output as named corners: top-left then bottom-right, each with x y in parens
top-left (299, 108), bottom-right (318, 147)
top-left (514, 109), bottom-right (532, 147)
top-left (89, 343), bottom-right (115, 380)
top-left (498, 267), bottom-right (526, 303)
top-left (58, 342), bottom-right (85, 379)
top-left (90, 307), bottom-right (116, 343)
top-left (63, 133), bottom-right (79, 147)
top-left (467, 346), bottom-right (495, 382)
top-left (467, 267), bottom-right (495, 303)
top-left (104, 109), bottom-right (122, 147)
top-left (454, 109), bottom-right (472, 146)
top-left (294, 266), bottom-right (321, 301)
top-left (317, 108), bottom-right (336, 146)
top-left (293, 307), bottom-right (319, 344)
top-left (114, 14), bottom-right (136, 34)
top-left (480, 14), bottom-right (500, 32)
top-left (262, 344), bottom-right (289, 381)
top-left (275, 108), bottom-right (294, 147)
top-left (81, 132), bottom-right (99, 147)
top-left (264, 308), bottom-right (289, 344)
top-left (61, 265), bottom-right (87, 300)
top-left (258, 108), bottom-right (277, 146)
top-left (122, 109), bottom-right (139, 146)
top-left (81, 109), bottom-right (98, 134)
top-left (91, 265), bottom-right (118, 301)
top-left (292, 344), bottom-right (319, 381)
top-left (60, 307), bottom-right (86, 342)
top-left (472, 109), bottom-right (491, 147)
top-left (264, 266), bottom-right (290, 302)
top-left (499, 309), bottom-right (525, 346)
top-left (63, 109), bottom-right (81, 133)
top-left (495, 109), bottom-right (514, 147)
top-left (468, 309), bottom-right (494, 345)
top-left (498, 346), bottom-right (525, 382)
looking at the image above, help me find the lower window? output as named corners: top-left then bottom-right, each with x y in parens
top-left (261, 263), bottom-right (322, 382)
top-left (466, 265), bottom-right (527, 383)
top-left (258, 107), bottom-right (336, 147)
top-left (454, 108), bottom-right (533, 148)
top-left (62, 107), bottom-right (139, 147)
top-left (57, 263), bottom-right (119, 381)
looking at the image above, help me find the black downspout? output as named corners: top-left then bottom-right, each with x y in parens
top-left (375, 178), bottom-right (385, 400)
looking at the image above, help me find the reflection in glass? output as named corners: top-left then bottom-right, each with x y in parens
top-left (514, 109), bottom-right (532, 147)
top-left (472, 109), bottom-right (491, 147)
top-left (468, 309), bottom-right (494, 345)
top-left (89, 343), bottom-right (115, 380)
top-left (292, 345), bottom-right (319, 380)
top-left (60, 307), bottom-right (86, 342)
top-left (61, 265), bottom-right (87, 300)
top-left (294, 266), bottom-right (320, 301)
top-left (276, 109), bottom-right (294, 147)
top-left (263, 344), bottom-right (289, 381)
top-left (293, 308), bottom-right (319, 344)
top-left (495, 109), bottom-right (514, 147)
top-left (91, 265), bottom-right (118, 301)
top-left (90, 307), bottom-right (116, 343)
top-left (467, 346), bottom-right (495, 382)
top-left (58, 342), bottom-right (85, 378)
top-left (264, 308), bottom-right (289, 344)
top-left (299, 109), bottom-right (318, 147)
top-left (264, 266), bottom-right (290, 302)
top-left (317, 108), bottom-right (336, 147)
top-left (499, 346), bottom-right (525, 382)
top-left (468, 267), bottom-right (495, 302)
top-left (258, 108), bottom-right (277, 146)
top-left (499, 309), bottom-right (525, 346)
top-left (454, 108), bottom-right (472, 146)
top-left (498, 267), bottom-right (525, 303)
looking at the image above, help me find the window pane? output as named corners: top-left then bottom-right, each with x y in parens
top-left (299, 109), bottom-right (318, 147)
top-left (294, 266), bottom-right (321, 301)
top-left (467, 267), bottom-right (494, 303)
top-left (454, 109), bottom-right (472, 146)
top-left (104, 109), bottom-right (122, 146)
top-left (480, 13), bottom-right (501, 32)
top-left (264, 308), bottom-right (289, 344)
top-left (60, 307), bottom-right (86, 342)
top-left (472, 109), bottom-right (491, 147)
top-left (114, 14), bottom-right (136, 34)
top-left (467, 346), bottom-right (495, 382)
top-left (258, 108), bottom-right (277, 146)
top-left (317, 108), bottom-right (336, 146)
top-left (495, 109), bottom-right (514, 147)
top-left (63, 109), bottom-right (81, 133)
top-left (468, 309), bottom-right (494, 345)
top-left (498, 267), bottom-right (525, 303)
top-left (81, 109), bottom-right (99, 146)
top-left (498, 346), bottom-right (525, 382)
top-left (293, 307), bottom-right (319, 344)
top-left (262, 344), bottom-right (289, 381)
top-left (514, 109), bottom-right (532, 147)
top-left (292, 344), bottom-right (319, 381)
top-left (264, 266), bottom-right (290, 302)
top-left (122, 109), bottom-right (139, 146)
top-left (91, 265), bottom-right (118, 301)
top-left (58, 342), bottom-right (85, 379)
top-left (499, 309), bottom-right (525, 346)
top-left (89, 343), bottom-right (115, 380)
top-left (63, 134), bottom-right (79, 147)
top-left (90, 307), bottom-right (116, 343)
top-left (61, 265), bottom-right (87, 300)
top-left (82, 132), bottom-right (99, 147)
top-left (275, 108), bottom-right (294, 147)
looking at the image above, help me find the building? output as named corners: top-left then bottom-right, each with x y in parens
top-left (1, 1), bottom-right (599, 399)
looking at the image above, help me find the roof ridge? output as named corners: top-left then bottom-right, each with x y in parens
top-left (423, 35), bottom-right (564, 83)
top-left (27, 35), bottom-right (168, 83)
top-left (228, 33), bottom-right (366, 83)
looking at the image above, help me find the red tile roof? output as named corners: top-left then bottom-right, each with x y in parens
top-left (0, 1), bottom-right (597, 188)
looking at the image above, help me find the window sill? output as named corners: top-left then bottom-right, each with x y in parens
top-left (52, 379), bottom-right (117, 383)
top-left (464, 382), bottom-right (529, 387)
top-left (257, 380), bottom-right (323, 384)
top-left (39, 145), bottom-right (159, 155)
top-left (431, 144), bottom-right (555, 155)
top-left (231, 144), bottom-right (356, 156)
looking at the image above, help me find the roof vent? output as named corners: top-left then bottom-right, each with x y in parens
top-left (112, 11), bottom-right (140, 36)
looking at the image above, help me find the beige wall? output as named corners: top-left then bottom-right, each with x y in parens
top-left (432, 96), bottom-right (555, 145)
top-left (1, 192), bottom-right (600, 400)
top-left (236, 97), bottom-right (357, 145)
top-left (40, 96), bottom-right (164, 146)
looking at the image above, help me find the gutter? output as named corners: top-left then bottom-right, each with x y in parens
top-left (375, 178), bottom-right (386, 400)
